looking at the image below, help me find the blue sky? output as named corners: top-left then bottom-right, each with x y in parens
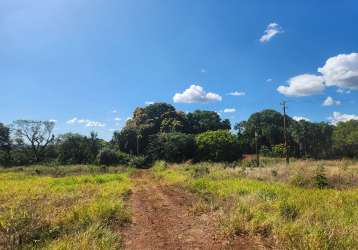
top-left (1, 0), bottom-right (357, 140)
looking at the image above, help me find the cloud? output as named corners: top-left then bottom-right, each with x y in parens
top-left (67, 117), bottom-right (105, 127)
top-left (318, 53), bottom-right (358, 90)
top-left (260, 23), bottom-right (283, 43)
top-left (228, 91), bottom-right (246, 96)
top-left (173, 85), bottom-right (222, 103)
top-left (277, 74), bottom-right (325, 96)
top-left (145, 101), bottom-right (154, 105)
top-left (329, 112), bottom-right (358, 125)
top-left (66, 117), bottom-right (78, 124)
top-left (201, 68), bottom-right (207, 73)
top-left (278, 52), bottom-right (358, 97)
top-left (293, 116), bottom-right (310, 122)
top-left (224, 108), bottom-right (236, 113)
top-left (78, 119), bottom-right (106, 127)
top-left (49, 119), bottom-right (57, 123)
top-left (223, 108), bottom-right (236, 113)
top-left (112, 110), bottom-right (118, 113)
top-left (322, 96), bottom-right (341, 106)
top-left (266, 78), bottom-right (273, 82)
top-left (336, 88), bottom-right (351, 94)
top-left (114, 117), bottom-right (121, 121)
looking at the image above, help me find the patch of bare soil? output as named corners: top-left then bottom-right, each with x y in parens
top-left (122, 172), bottom-right (266, 250)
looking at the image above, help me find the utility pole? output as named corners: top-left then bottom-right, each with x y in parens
top-left (281, 101), bottom-right (289, 165)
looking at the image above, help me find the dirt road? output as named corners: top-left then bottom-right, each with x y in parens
top-left (122, 172), bottom-right (264, 250)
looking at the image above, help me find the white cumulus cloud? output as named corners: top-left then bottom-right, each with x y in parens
top-left (228, 91), bottom-right (246, 96)
top-left (277, 74), bottom-right (325, 96)
top-left (224, 108), bottom-right (236, 113)
top-left (66, 117), bottom-right (78, 124)
top-left (67, 117), bottom-right (105, 127)
top-left (293, 116), bottom-right (310, 122)
top-left (322, 96), bottom-right (341, 106)
top-left (114, 117), bottom-right (121, 121)
top-left (318, 53), bottom-right (358, 90)
top-left (260, 23), bottom-right (283, 43)
top-left (78, 119), bottom-right (106, 127)
top-left (329, 112), bottom-right (358, 125)
top-left (145, 101), bottom-right (154, 105)
top-left (173, 85), bottom-right (222, 103)
top-left (49, 119), bottom-right (57, 123)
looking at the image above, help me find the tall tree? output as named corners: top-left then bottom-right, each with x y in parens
top-left (186, 110), bottom-right (231, 134)
top-left (333, 120), bottom-right (358, 158)
top-left (13, 120), bottom-right (55, 162)
top-left (0, 123), bottom-right (11, 165)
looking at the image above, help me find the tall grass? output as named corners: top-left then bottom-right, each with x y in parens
top-left (0, 166), bottom-right (131, 249)
top-left (153, 161), bottom-right (358, 249)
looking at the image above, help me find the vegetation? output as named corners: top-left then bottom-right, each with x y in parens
top-left (1, 103), bottom-right (357, 168)
top-left (153, 160), bottom-right (358, 249)
top-left (0, 165), bottom-right (132, 249)
top-left (0, 102), bottom-right (357, 248)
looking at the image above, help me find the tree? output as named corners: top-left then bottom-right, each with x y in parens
top-left (333, 120), bottom-right (358, 158)
top-left (196, 130), bottom-right (241, 162)
top-left (146, 132), bottom-right (196, 162)
top-left (290, 121), bottom-right (333, 158)
top-left (57, 133), bottom-right (92, 164)
top-left (12, 120), bottom-right (55, 162)
top-left (186, 110), bottom-right (231, 134)
top-left (0, 123), bottom-right (11, 165)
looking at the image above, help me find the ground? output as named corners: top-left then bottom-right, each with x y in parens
top-left (122, 171), bottom-right (265, 250)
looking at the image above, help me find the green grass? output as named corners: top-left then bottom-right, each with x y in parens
top-left (153, 161), bottom-right (358, 249)
top-left (0, 166), bottom-right (132, 249)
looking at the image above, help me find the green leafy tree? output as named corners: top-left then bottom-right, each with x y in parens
top-left (333, 120), bottom-right (358, 158)
top-left (187, 110), bottom-right (231, 134)
top-left (146, 132), bottom-right (196, 162)
top-left (57, 133), bottom-right (102, 164)
top-left (196, 130), bottom-right (241, 162)
top-left (0, 123), bottom-right (11, 165)
top-left (235, 110), bottom-right (291, 153)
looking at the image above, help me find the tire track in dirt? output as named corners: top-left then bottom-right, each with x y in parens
top-left (122, 172), bottom-right (265, 250)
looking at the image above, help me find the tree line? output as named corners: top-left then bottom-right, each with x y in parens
top-left (0, 103), bottom-right (357, 167)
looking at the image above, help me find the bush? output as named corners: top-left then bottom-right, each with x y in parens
top-left (195, 130), bottom-right (241, 162)
top-left (272, 144), bottom-right (286, 158)
top-left (96, 149), bottom-right (129, 166)
top-left (129, 155), bottom-right (147, 168)
top-left (146, 132), bottom-right (196, 163)
top-left (313, 165), bottom-right (329, 189)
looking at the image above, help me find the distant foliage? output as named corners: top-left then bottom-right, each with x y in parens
top-left (196, 130), bottom-right (241, 162)
top-left (96, 149), bottom-right (130, 166)
top-left (332, 120), bottom-right (358, 158)
top-left (146, 132), bottom-right (196, 163)
top-left (1, 103), bottom-right (358, 167)
top-left (129, 155), bottom-right (147, 168)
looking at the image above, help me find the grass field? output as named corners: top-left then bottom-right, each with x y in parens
top-left (153, 160), bottom-right (358, 249)
top-left (0, 165), bottom-right (132, 249)
top-left (1, 160), bottom-right (358, 249)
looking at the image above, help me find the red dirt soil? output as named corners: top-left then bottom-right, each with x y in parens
top-left (122, 172), bottom-right (266, 250)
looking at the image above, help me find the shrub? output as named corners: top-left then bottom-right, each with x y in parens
top-left (313, 165), bottom-right (329, 189)
top-left (279, 201), bottom-right (299, 220)
top-left (146, 132), bottom-right (196, 163)
top-left (96, 149), bottom-right (130, 166)
top-left (272, 144), bottom-right (286, 158)
top-left (129, 155), bottom-right (147, 168)
top-left (195, 130), bottom-right (241, 162)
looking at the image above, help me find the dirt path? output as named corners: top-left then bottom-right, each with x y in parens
top-left (122, 172), bottom-right (264, 250)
